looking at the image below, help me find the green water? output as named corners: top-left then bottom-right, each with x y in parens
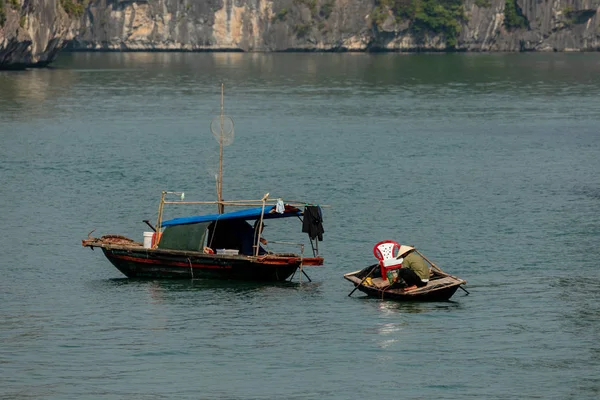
top-left (1, 52), bottom-right (599, 399)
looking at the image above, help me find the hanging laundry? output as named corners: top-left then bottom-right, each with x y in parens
top-left (276, 199), bottom-right (285, 214)
top-left (302, 206), bottom-right (324, 241)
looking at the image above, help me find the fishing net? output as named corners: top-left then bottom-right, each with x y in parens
top-left (210, 115), bottom-right (234, 146)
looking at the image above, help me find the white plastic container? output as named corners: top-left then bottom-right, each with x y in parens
top-left (143, 232), bottom-right (154, 249)
top-left (216, 249), bottom-right (239, 255)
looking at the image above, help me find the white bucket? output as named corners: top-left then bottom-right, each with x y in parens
top-left (143, 232), bottom-right (154, 249)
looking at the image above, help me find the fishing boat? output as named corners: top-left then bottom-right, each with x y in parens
top-left (82, 85), bottom-right (325, 282)
top-left (344, 241), bottom-right (467, 301)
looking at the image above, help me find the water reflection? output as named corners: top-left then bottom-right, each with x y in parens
top-left (374, 322), bottom-right (402, 351)
top-left (384, 299), bottom-right (462, 313)
top-left (0, 69), bottom-right (76, 119)
top-left (105, 277), bottom-right (323, 299)
top-left (46, 52), bottom-right (600, 93)
top-left (147, 280), bottom-right (164, 304)
top-left (1, 52), bottom-right (594, 125)
top-left (357, 296), bottom-right (463, 315)
top-left (377, 300), bottom-right (429, 314)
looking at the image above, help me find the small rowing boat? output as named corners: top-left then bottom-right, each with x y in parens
top-left (344, 241), bottom-right (467, 301)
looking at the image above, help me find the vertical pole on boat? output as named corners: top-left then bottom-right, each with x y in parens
top-left (254, 193), bottom-right (269, 256)
top-left (298, 244), bottom-right (304, 283)
top-left (217, 83), bottom-right (225, 214)
top-left (156, 191), bottom-right (167, 234)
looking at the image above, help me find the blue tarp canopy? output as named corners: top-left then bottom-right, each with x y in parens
top-left (161, 205), bottom-right (302, 227)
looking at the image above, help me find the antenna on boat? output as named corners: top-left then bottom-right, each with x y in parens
top-left (210, 83), bottom-right (234, 214)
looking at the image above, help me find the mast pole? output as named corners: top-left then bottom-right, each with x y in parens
top-left (218, 83), bottom-right (224, 214)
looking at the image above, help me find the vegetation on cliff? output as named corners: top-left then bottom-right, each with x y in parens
top-left (1, 0), bottom-right (86, 27)
top-left (504, 0), bottom-right (528, 30)
top-left (372, 0), bottom-right (466, 48)
top-left (1, 0), bottom-right (21, 27)
top-left (60, 0), bottom-right (87, 17)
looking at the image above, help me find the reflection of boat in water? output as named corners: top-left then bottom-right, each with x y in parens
top-left (115, 276), bottom-right (323, 298)
top-left (345, 241), bottom-right (467, 301)
top-left (82, 85), bottom-right (325, 282)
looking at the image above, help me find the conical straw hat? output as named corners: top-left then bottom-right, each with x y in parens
top-left (397, 245), bottom-right (414, 258)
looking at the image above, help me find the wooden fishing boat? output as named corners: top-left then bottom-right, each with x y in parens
top-left (82, 202), bottom-right (324, 281)
top-left (82, 85), bottom-right (325, 282)
top-left (345, 242), bottom-right (467, 301)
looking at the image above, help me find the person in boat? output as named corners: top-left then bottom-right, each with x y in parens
top-left (253, 220), bottom-right (268, 247)
top-left (395, 246), bottom-right (430, 291)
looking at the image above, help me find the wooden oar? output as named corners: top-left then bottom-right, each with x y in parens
top-left (414, 249), bottom-right (470, 295)
top-left (348, 263), bottom-right (378, 297)
top-left (143, 220), bottom-right (157, 232)
top-left (414, 249), bottom-right (447, 275)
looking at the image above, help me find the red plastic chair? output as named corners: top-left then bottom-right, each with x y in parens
top-left (373, 240), bottom-right (403, 280)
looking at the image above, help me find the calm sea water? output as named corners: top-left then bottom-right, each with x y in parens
top-left (1, 52), bottom-right (600, 399)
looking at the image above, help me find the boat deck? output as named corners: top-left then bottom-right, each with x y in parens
top-left (82, 235), bottom-right (324, 266)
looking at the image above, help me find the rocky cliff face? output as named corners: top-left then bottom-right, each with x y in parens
top-left (0, 0), bottom-right (72, 69)
top-left (461, 0), bottom-right (600, 51)
top-left (69, 0), bottom-right (599, 52)
top-left (1, 0), bottom-right (599, 69)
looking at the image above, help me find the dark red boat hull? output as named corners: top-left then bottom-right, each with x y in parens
top-left (100, 247), bottom-right (319, 281)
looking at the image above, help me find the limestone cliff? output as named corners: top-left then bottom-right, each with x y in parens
top-left (460, 0), bottom-right (600, 51)
top-left (1, 0), bottom-right (599, 69)
top-left (0, 0), bottom-right (72, 69)
top-left (69, 0), bottom-right (599, 52)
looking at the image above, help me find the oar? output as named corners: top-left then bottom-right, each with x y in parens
top-left (348, 263), bottom-right (378, 297)
top-left (414, 249), bottom-right (470, 295)
top-left (414, 249), bottom-right (446, 275)
top-left (143, 220), bottom-right (157, 232)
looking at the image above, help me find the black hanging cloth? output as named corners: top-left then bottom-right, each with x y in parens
top-left (302, 206), bottom-right (324, 241)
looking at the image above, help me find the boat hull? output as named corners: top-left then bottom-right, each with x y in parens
top-left (103, 248), bottom-right (303, 281)
top-left (344, 270), bottom-right (466, 302)
top-left (346, 279), bottom-right (461, 301)
top-left (80, 234), bottom-right (323, 282)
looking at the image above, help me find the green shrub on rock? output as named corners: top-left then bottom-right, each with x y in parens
top-left (60, 0), bottom-right (87, 17)
top-left (373, 0), bottom-right (466, 48)
top-left (504, 0), bottom-right (527, 29)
